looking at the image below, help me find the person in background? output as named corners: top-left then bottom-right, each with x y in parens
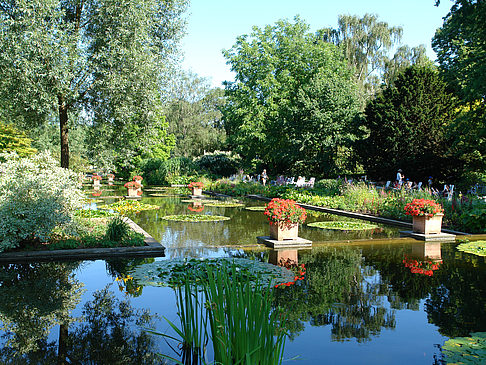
top-left (428, 176), bottom-right (433, 188)
top-left (261, 169), bottom-right (268, 186)
top-left (396, 169), bottom-right (404, 188)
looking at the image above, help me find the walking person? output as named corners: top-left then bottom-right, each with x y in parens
top-left (396, 169), bottom-right (404, 188)
top-left (261, 169), bottom-right (268, 186)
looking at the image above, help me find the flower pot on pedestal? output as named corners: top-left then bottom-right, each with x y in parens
top-left (191, 187), bottom-right (202, 196)
top-left (93, 179), bottom-right (101, 188)
top-left (127, 188), bottom-right (139, 197)
top-left (412, 213), bottom-right (443, 234)
top-left (269, 222), bottom-right (299, 241)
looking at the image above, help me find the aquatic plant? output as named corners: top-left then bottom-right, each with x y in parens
top-left (456, 240), bottom-right (486, 257)
top-left (307, 221), bottom-right (379, 231)
top-left (161, 215), bottom-right (230, 222)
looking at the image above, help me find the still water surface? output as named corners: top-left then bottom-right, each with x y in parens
top-left (0, 187), bottom-right (485, 364)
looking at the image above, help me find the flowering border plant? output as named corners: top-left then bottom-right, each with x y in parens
top-left (133, 175), bottom-right (143, 181)
top-left (403, 255), bottom-right (441, 276)
top-left (124, 181), bottom-right (142, 190)
top-left (264, 198), bottom-right (306, 227)
top-left (188, 181), bottom-right (204, 189)
top-left (92, 175), bottom-right (102, 181)
top-left (404, 199), bottom-right (443, 218)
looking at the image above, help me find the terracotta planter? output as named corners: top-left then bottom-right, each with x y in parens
top-left (412, 214), bottom-right (443, 234)
top-left (93, 179), bottom-right (101, 187)
top-left (269, 222), bottom-right (299, 241)
top-left (127, 188), bottom-right (139, 197)
top-left (191, 187), bottom-right (202, 196)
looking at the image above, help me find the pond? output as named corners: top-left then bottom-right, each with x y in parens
top-left (1, 186), bottom-right (485, 364)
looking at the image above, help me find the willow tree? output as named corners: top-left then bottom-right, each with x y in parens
top-left (318, 14), bottom-right (403, 94)
top-left (0, 0), bottom-right (187, 168)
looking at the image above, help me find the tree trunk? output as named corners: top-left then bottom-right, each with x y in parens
top-left (58, 94), bottom-right (70, 169)
top-left (57, 323), bottom-right (68, 365)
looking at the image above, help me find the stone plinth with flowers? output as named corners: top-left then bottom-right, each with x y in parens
top-left (400, 199), bottom-right (455, 241)
top-left (188, 182), bottom-right (204, 197)
top-left (124, 181), bottom-right (142, 199)
top-left (92, 174), bottom-right (102, 189)
top-left (257, 198), bottom-right (312, 248)
top-left (107, 173), bottom-right (115, 185)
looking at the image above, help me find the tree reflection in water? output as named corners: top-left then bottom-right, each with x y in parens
top-left (272, 246), bottom-right (396, 342)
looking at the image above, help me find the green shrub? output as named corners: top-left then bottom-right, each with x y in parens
top-left (105, 217), bottom-right (131, 242)
top-left (141, 157), bottom-right (197, 185)
top-left (0, 152), bottom-right (84, 252)
top-left (194, 151), bottom-right (241, 177)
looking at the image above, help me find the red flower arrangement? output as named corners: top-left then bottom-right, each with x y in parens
top-left (403, 255), bottom-right (441, 276)
top-left (92, 175), bottom-right (102, 181)
top-left (124, 181), bottom-right (142, 189)
top-left (264, 198), bottom-right (306, 228)
top-left (274, 259), bottom-right (306, 288)
top-left (404, 199), bottom-right (443, 218)
top-left (133, 175), bottom-right (143, 181)
top-left (188, 182), bottom-right (204, 189)
top-left (107, 173), bottom-right (115, 178)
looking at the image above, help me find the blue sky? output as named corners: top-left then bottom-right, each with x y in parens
top-left (180, 0), bottom-right (452, 88)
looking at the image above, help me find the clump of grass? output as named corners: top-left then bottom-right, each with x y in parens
top-left (147, 264), bottom-right (287, 365)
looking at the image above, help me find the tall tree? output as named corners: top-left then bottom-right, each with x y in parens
top-left (223, 17), bottom-right (363, 176)
top-left (0, 0), bottom-right (187, 168)
top-left (382, 45), bottom-right (433, 87)
top-left (433, 0), bottom-right (486, 101)
top-left (358, 66), bottom-right (458, 181)
top-left (318, 14), bottom-right (403, 94)
top-left (165, 71), bottom-right (226, 158)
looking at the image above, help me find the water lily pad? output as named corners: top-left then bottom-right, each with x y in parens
top-left (180, 199), bottom-right (219, 204)
top-left (161, 214), bottom-right (230, 222)
top-left (443, 332), bottom-right (486, 365)
top-left (205, 202), bottom-right (244, 208)
top-left (245, 206), bottom-right (266, 211)
top-left (149, 193), bottom-right (180, 197)
top-left (99, 200), bottom-right (160, 214)
top-left (130, 257), bottom-right (295, 288)
top-left (457, 241), bottom-right (486, 257)
top-left (307, 221), bottom-right (379, 231)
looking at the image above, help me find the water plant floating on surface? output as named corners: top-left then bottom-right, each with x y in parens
top-left (98, 200), bottom-right (159, 214)
top-left (245, 206), bottom-right (266, 211)
top-left (456, 240), bottom-right (486, 257)
top-left (204, 201), bottom-right (244, 208)
top-left (131, 257), bottom-right (296, 288)
top-left (161, 215), bottom-right (230, 222)
top-left (180, 199), bottom-right (218, 204)
top-left (149, 193), bottom-right (180, 197)
top-left (307, 221), bottom-right (379, 231)
top-left (75, 209), bottom-right (119, 218)
top-left (442, 332), bottom-right (486, 365)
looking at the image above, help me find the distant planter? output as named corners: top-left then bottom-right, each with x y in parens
top-left (188, 182), bottom-right (204, 196)
top-left (107, 174), bottom-right (115, 183)
top-left (92, 175), bottom-right (102, 187)
top-left (124, 181), bottom-right (142, 197)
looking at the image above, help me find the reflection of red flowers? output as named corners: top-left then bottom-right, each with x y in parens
top-left (92, 175), bottom-right (102, 181)
top-left (188, 181), bottom-right (204, 189)
top-left (124, 181), bottom-right (142, 189)
top-left (92, 191), bottom-right (102, 197)
top-left (133, 175), bottom-right (143, 181)
top-left (187, 204), bottom-right (204, 212)
top-left (274, 259), bottom-right (306, 288)
top-left (403, 255), bottom-right (442, 276)
top-left (264, 198), bottom-right (306, 228)
top-left (404, 199), bottom-right (443, 218)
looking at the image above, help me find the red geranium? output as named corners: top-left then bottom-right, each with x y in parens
top-left (124, 181), bottom-right (142, 189)
top-left (404, 199), bottom-right (443, 218)
top-left (264, 198), bottom-right (306, 228)
top-left (91, 191), bottom-right (102, 197)
top-left (188, 182), bottom-right (204, 189)
top-left (92, 175), bottom-right (102, 181)
top-left (133, 175), bottom-right (143, 181)
top-left (107, 173), bottom-right (115, 178)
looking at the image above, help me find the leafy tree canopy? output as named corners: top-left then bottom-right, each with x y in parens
top-left (0, 0), bottom-right (188, 168)
top-left (223, 17), bottom-right (363, 176)
top-left (0, 122), bottom-right (36, 157)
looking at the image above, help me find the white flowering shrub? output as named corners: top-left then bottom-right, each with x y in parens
top-left (0, 152), bottom-right (85, 251)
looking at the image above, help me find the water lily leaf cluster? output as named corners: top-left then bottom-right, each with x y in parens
top-left (456, 241), bottom-right (486, 257)
top-left (307, 221), bottom-right (379, 231)
top-left (161, 215), bottom-right (230, 222)
top-left (131, 258), bottom-right (295, 288)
